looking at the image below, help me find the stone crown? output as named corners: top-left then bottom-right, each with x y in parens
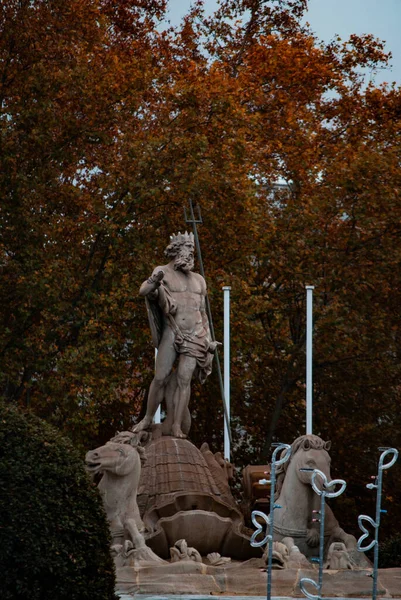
top-left (169, 231), bottom-right (194, 245)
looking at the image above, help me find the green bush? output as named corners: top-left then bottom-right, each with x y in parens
top-left (0, 403), bottom-right (117, 600)
top-left (379, 534), bottom-right (401, 568)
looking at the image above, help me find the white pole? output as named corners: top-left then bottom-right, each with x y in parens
top-left (306, 285), bottom-right (314, 435)
top-left (154, 348), bottom-right (161, 424)
top-left (223, 286), bottom-right (231, 461)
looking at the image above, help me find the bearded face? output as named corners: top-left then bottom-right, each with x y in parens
top-left (174, 242), bottom-right (195, 272)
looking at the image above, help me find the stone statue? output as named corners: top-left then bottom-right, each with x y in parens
top-left (85, 431), bottom-right (163, 563)
top-left (170, 539), bottom-right (202, 563)
top-left (324, 541), bottom-right (353, 570)
top-left (264, 541), bottom-right (290, 569)
top-left (261, 537), bottom-right (310, 570)
top-left (133, 231), bottom-right (218, 439)
top-left (271, 435), bottom-right (365, 564)
top-left (206, 552), bottom-right (231, 566)
top-left (280, 537), bottom-right (312, 569)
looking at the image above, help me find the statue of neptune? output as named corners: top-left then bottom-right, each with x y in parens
top-left (133, 232), bottom-right (218, 438)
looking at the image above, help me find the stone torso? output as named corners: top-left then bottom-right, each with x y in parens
top-left (157, 265), bottom-right (206, 334)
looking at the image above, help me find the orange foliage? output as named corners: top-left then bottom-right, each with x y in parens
top-left (1, 0), bottom-right (400, 535)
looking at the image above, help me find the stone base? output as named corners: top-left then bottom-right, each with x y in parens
top-left (116, 560), bottom-right (401, 597)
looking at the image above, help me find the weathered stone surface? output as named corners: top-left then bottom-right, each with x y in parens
top-left (225, 568), bottom-right (302, 596)
top-left (223, 567), bottom-right (266, 595)
top-left (137, 574), bottom-right (221, 595)
top-left (318, 568), bottom-right (384, 597)
top-left (138, 437), bottom-right (221, 513)
top-left (117, 562), bottom-right (221, 595)
top-left (116, 565), bottom-right (401, 597)
top-left (378, 568), bottom-right (401, 597)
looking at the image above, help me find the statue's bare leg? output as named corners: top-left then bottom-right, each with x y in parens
top-left (133, 327), bottom-right (176, 433)
top-left (171, 355), bottom-right (197, 438)
top-left (161, 370), bottom-right (177, 435)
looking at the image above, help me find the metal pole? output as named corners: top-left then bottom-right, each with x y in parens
top-left (184, 200), bottom-right (232, 444)
top-left (305, 286), bottom-right (314, 435)
top-left (154, 348), bottom-right (161, 423)
top-left (299, 469), bottom-right (347, 600)
top-left (250, 443), bottom-right (292, 600)
top-left (357, 447), bottom-right (399, 600)
top-left (223, 286), bottom-right (231, 461)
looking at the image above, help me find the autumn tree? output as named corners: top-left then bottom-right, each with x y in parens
top-left (200, 0), bottom-right (401, 535)
top-left (1, 0), bottom-right (400, 536)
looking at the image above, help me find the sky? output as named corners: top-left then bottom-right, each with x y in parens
top-left (165, 0), bottom-right (401, 86)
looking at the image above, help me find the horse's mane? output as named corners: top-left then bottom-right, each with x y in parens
top-left (274, 434), bottom-right (331, 499)
top-left (109, 430), bottom-right (148, 464)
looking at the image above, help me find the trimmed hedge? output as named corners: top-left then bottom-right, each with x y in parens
top-left (0, 403), bottom-right (117, 600)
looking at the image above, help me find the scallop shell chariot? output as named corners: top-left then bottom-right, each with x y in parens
top-left (137, 435), bottom-right (259, 559)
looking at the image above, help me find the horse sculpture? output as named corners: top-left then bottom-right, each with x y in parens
top-left (272, 435), bottom-right (364, 564)
top-left (85, 431), bottom-right (163, 563)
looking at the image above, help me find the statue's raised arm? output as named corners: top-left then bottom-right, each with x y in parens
top-left (139, 269), bottom-right (165, 297)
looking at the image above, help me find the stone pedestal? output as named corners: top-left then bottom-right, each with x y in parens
top-left (116, 561), bottom-right (401, 598)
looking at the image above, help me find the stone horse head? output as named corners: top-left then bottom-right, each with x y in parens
top-left (86, 441), bottom-right (138, 477)
top-left (86, 430), bottom-right (147, 473)
top-left (273, 435), bottom-right (333, 557)
top-left (86, 431), bottom-right (165, 565)
top-left (272, 434), bottom-right (362, 564)
top-left (85, 431), bottom-right (147, 544)
top-left (275, 434), bottom-right (332, 498)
